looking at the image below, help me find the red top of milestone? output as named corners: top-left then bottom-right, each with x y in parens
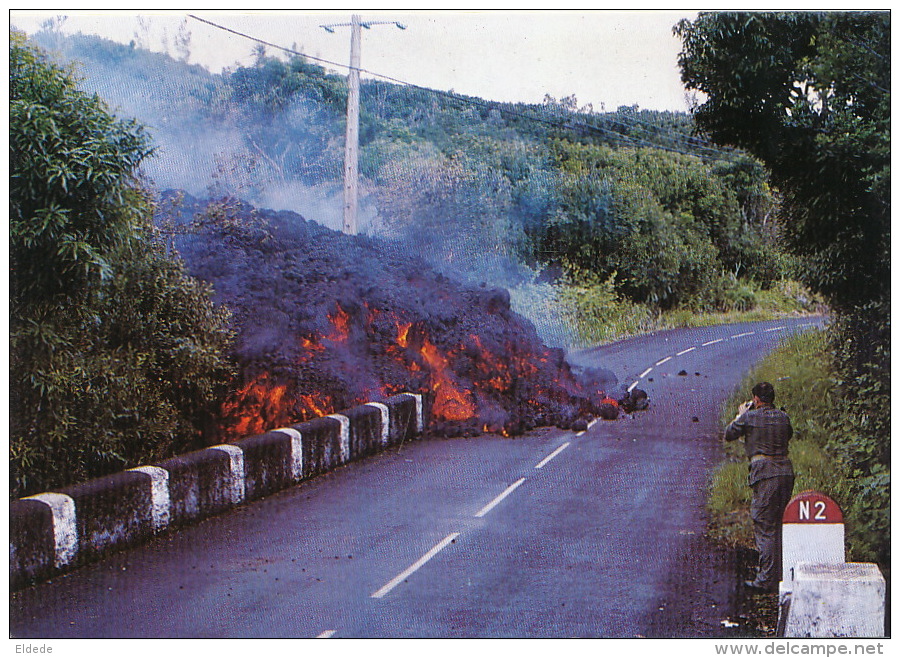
top-left (782, 490), bottom-right (844, 524)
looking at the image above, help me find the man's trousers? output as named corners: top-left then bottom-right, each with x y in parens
top-left (749, 458), bottom-right (795, 589)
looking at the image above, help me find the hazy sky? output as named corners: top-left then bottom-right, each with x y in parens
top-left (10, 8), bottom-right (697, 112)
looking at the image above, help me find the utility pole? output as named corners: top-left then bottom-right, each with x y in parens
top-left (321, 16), bottom-right (406, 235)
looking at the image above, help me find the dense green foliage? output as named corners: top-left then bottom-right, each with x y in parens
top-left (10, 32), bottom-right (235, 498)
top-left (677, 11), bottom-right (890, 572)
top-left (676, 12), bottom-right (889, 311)
top-left (527, 143), bottom-right (784, 309)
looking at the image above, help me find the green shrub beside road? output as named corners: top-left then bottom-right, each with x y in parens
top-left (559, 276), bottom-right (823, 348)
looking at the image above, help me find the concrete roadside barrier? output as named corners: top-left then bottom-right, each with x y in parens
top-left (290, 415), bottom-right (345, 477)
top-left (9, 392), bottom-right (426, 591)
top-left (155, 446), bottom-right (239, 527)
top-left (61, 471), bottom-right (156, 563)
top-left (234, 431), bottom-right (297, 501)
top-left (342, 404), bottom-right (384, 460)
top-left (385, 393), bottom-right (424, 444)
top-left (9, 497), bottom-right (69, 590)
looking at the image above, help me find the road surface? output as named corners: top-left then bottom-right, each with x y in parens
top-left (10, 317), bottom-right (823, 638)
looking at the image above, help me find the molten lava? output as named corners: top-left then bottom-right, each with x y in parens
top-left (327, 303), bottom-right (351, 343)
top-left (298, 392), bottom-right (335, 420)
top-left (419, 338), bottom-right (475, 422)
top-left (220, 373), bottom-right (292, 440)
top-left (163, 192), bottom-right (602, 443)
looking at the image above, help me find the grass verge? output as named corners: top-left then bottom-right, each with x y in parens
top-left (557, 278), bottom-right (826, 348)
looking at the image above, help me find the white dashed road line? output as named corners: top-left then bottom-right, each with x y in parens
top-left (655, 356), bottom-right (672, 366)
top-left (475, 478), bottom-right (526, 518)
top-left (731, 332), bottom-right (755, 338)
top-left (316, 630), bottom-right (337, 638)
top-left (676, 347), bottom-right (696, 356)
top-left (371, 532), bottom-right (461, 599)
top-left (765, 326), bottom-right (786, 332)
top-left (535, 442), bottom-right (570, 469)
top-left (702, 338), bottom-right (724, 346)
top-left (638, 367), bottom-right (653, 379)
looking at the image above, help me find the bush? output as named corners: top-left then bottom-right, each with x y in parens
top-left (557, 273), bottom-right (657, 346)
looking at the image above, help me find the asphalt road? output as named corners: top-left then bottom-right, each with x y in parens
top-left (10, 317), bottom-right (824, 638)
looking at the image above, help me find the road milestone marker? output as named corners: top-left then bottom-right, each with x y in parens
top-left (779, 490), bottom-right (885, 638)
top-left (781, 490), bottom-right (845, 596)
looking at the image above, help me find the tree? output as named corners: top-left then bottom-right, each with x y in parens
top-left (675, 11), bottom-right (889, 311)
top-left (10, 31), bottom-right (235, 498)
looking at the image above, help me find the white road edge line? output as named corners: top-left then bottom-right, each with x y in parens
top-left (535, 442), bottom-right (570, 469)
top-left (474, 478), bottom-right (527, 518)
top-left (638, 367), bottom-right (653, 379)
top-left (702, 338), bottom-right (724, 346)
top-left (655, 356), bottom-right (672, 366)
top-left (676, 347), bottom-right (696, 356)
top-left (316, 630), bottom-right (337, 638)
top-left (371, 532), bottom-right (461, 599)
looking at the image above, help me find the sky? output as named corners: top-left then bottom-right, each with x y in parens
top-left (9, 7), bottom-right (698, 113)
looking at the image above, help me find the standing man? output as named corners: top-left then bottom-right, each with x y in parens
top-left (724, 381), bottom-right (795, 593)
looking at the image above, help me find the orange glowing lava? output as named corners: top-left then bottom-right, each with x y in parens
top-left (327, 304), bottom-right (351, 342)
top-left (419, 338), bottom-right (475, 421)
top-left (298, 392), bottom-right (335, 420)
top-left (396, 321), bottom-right (412, 347)
top-left (220, 373), bottom-right (293, 440)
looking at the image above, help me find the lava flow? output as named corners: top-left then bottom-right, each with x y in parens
top-left (161, 192), bottom-right (602, 443)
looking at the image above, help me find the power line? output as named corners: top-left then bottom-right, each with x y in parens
top-left (187, 14), bottom-right (741, 162)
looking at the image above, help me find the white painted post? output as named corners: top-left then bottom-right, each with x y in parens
top-left (23, 492), bottom-right (78, 569)
top-left (399, 392), bottom-right (424, 433)
top-left (208, 444), bottom-right (246, 505)
top-left (128, 466), bottom-right (171, 532)
top-left (328, 413), bottom-right (351, 463)
top-left (365, 402), bottom-right (390, 446)
top-left (275, 428), bottom-right (304, 481)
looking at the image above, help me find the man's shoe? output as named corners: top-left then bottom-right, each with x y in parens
top-left (744, 580), bottom-right (774, 594)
